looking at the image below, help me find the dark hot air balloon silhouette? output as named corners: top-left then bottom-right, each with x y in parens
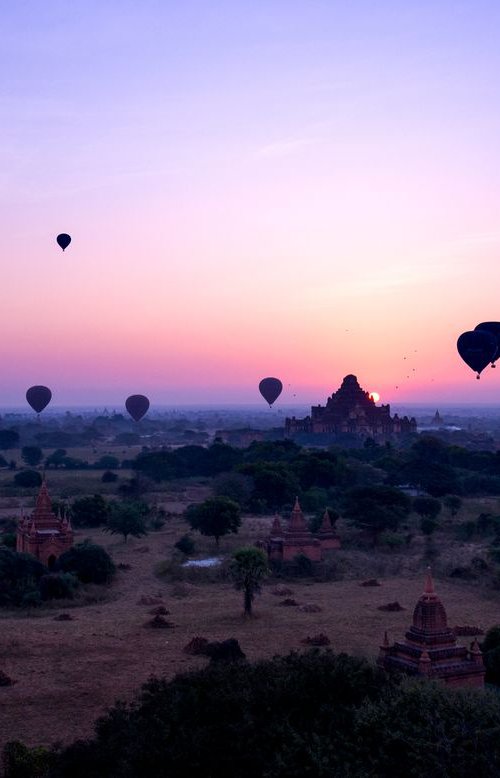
top-left (457, 331), bottom-right (497, 379)
top-left (259, 377), bottom-right (283, 406)
top-left (474, 322), bottom-right (500, 367)
top-left (125, 394), bottom-right (150, 421)
top-left (56, 233), bottom-right (71, 251)
top-left (26, 386), bottom-right (52, 414)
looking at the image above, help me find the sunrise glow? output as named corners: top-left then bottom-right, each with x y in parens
top-left (1, 3), bottom-right (500, 406)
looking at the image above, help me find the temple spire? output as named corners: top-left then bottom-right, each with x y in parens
top-left (423, 567), bottom-right (434, 594)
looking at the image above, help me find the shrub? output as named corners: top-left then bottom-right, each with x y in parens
top-left (39, 573), bottom-right (79, 601)
top-left (174, 535), bottom-right (195, 555)
top-left (379, 530), bottom-right (406, 549)
top-left (101, 470), bottom-right (118, 483)
top-left (0, 533), bottom-right (16, 549)
top-left (292, 553), bottom-right (314, 578)
top-left (13, 470), bottom-right (42, 488)
top-left (20, 590), bottom-right (42, 608)
top-left (71, 495), bottom-right (110, 528)
top-left (56, 541), bottom-right (115, 584)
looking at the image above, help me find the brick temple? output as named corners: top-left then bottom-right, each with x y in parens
top-left (259, 498), bottom-right (340, 564)
top-left (16, 480), bottom-right (73, 567)
top-left (285, 374), bottom-right (416, 443)
top-left (377, 570), bottom-right (485, 687)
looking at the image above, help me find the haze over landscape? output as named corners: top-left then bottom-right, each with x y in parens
top-left (2, 1), bottom-right (500, 406)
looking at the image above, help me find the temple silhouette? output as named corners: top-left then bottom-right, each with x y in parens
top-left (285, 374), bottom-right (416, 444)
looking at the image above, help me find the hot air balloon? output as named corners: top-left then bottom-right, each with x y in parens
top-left (26, 385), bottom-right (52, 414)
top-left (125, 394), bottom-right (150, 421)
top-left (56, 233), bottom-right (71, 251)
top-left (457, 331), bottom-right (497, 379)
top-left (474, 322), bottom-right (500, 367)
top-left (259, 377), bottom-right (283, 407)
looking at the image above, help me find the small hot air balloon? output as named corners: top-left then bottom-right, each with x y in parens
top-left (56, 233), bottom-right (71, 251)
top-left (259, 377), bottom-right (283, 407)
top-left (125, 394), bottom-right (150, 421)
top-left (26, 385), bottom-right (52, 414)
top-left (457, 330), bottom-right (497, 379)
top-left (474, 322), bottom-right (500, 367)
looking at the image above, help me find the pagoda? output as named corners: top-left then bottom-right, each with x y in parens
top-left (16, 480), bottom-right (74, 567)
top-left (282, 498), bottom-right (322, 562)
top-left (258, 499), bottom-right (340, 563)
top-left (377, 570), bottom-right (485, 688)
top-left (316, 509), bottom-right (341, 551)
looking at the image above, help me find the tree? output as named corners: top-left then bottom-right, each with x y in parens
top-left (229, 547), bottom-right (269, 616)
top-left (21, 446), bottom-right (43, 468)
top-left (444, 494), bottom-right (462, 517)
top-left (185, 497), bottom-right (241, 547)
top-left (213, 472), bottom-right (253, 507)
top-left (481, 625), bottom-right (500, 686)
top-left (413, 496), bottom-right (442, 521)
top-left (13, 470), bottom-right (42, 488)
top-left (45, 449), bottom-right (68, 468)
top-left (0, 429), bottom-right (19, 450)
top-left (343, 486), bottom-right (411, 544)
top-left (94, 455), bottom-right (120, 469)
top-left (0, 547), bottom-right (46, 606)
top-left (56, 541), bottom-right (115, 584)
top-left (103, 502), bottom-right (148, 543)
top-left (71, 495), bottom-right (110, 527)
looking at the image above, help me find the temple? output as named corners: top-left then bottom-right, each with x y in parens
top-left (285, 374), bottom-right (416, 445)
top-left (16, 480), bottom-right (74, 567)
top-left (258, 499), bottom-right (340, 564)
top-left (377, 570), bottom-right (485, 687)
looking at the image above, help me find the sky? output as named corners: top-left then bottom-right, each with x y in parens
top-left (1, 1), bottom-right (500, 407)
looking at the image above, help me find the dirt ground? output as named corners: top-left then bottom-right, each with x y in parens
top-left (1, 500), bottom-right (500, 753)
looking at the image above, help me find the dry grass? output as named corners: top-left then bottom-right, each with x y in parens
top-left (1, 511), bottom-right (500, 752)
top-left (1, 474), bottom-right (500, 752)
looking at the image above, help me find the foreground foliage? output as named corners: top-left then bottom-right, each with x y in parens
top-left (4, 651), bottom-right (500, 777)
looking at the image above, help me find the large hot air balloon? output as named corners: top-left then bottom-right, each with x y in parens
top-left (457, 331), bottom-right (497, 379)
top-left (125, 394), bottom-right (150, 421)
top-left (474, 322), bottom-right (500, 367)
top-left (26, 385), bottom-right (52, 414)
top-left (259, 377), bottom-right (283, 406)
top-left (56, 233), bottom-right (71, 251)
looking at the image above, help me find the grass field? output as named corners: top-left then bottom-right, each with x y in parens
top-left (1, 500), bottom-right (500, 751)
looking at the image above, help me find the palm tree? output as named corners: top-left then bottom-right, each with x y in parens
top-left (229, 547), bottom-right (269, 616)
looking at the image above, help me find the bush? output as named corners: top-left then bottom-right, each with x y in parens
top-left (0, 532), bottom-right (16, 549)
top-left (56, 541), bottom-right (115, 585)
top-left (39, 573), bottom-right (79, 601)
top-left (20, 590), bottom-right (42, 608)
top-left (0, 548), bottom-right (46, 607)
top-left (71, 495), bottom-right (110, 528)
top-left (13, 470), bottom-right (42, 488)
top-left (379, 530), bottom-right (406, 549)
top-left (95, 455), bottom-right (120, 470)
top-left (292, 553), bottom-right (314, 578)
top-left (101, 470), bottom-right (118, 483)
top-left (175, 535), bottom-right (195, 555)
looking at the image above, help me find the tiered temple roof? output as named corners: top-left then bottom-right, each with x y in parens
top-left (378, 570), bottom-right (485, 687)
top-left (17, 480), bottom-right (73, 567)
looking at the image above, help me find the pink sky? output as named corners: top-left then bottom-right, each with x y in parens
top-left (1, 2), bottom-right (500, 406)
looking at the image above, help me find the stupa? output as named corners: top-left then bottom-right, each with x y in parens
top-left (377, 570), bottom-right (485, 687)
